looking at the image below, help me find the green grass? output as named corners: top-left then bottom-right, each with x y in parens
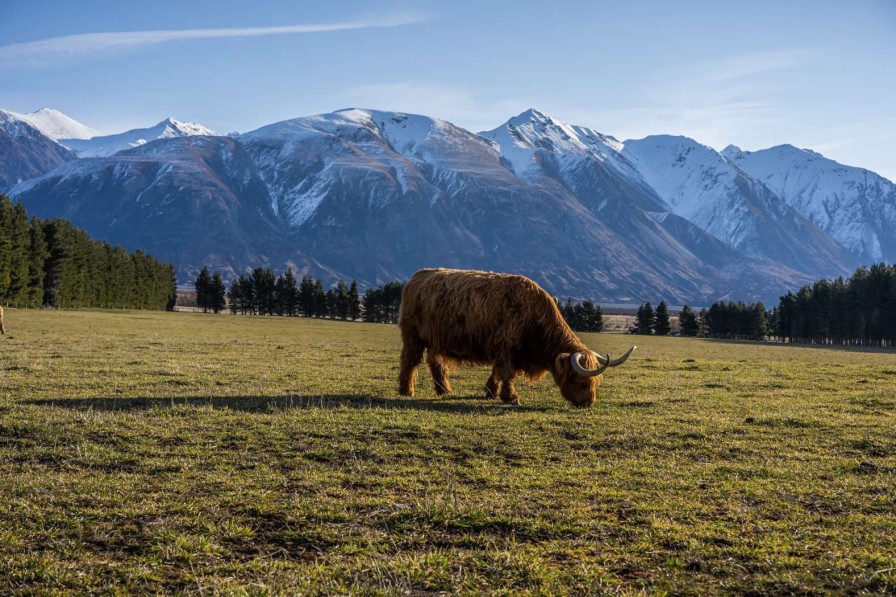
top-left (1, 309), bottom-right (895, 594)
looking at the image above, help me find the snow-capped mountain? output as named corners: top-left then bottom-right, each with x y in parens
top-left (4, 107), bottom-right (102, 140)
top-left (9, 135), bottom-right (328, 281)
top-left (621, 135), bottom-right (855, 275)
top-left (61, 118), bottom-right (217, 157)
top-left (0, 110), bottom-right (76, 187)
top-left (3, 105), bottom-right (890, 302)
top-left (480, 109), bottom-right (648, 193)
top-left (6, 107), bottom-right (814, 301)
top-left (723, 144), bottom-right (896, 263)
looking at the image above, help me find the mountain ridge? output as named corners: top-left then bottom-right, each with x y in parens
top-left (3, 106), bottom-right (892, 304)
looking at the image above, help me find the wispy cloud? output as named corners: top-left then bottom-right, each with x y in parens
top-left (339, 49), bottom-right (823, 146)
top-left (561, 48), bottom-right (822, 148)
top-left (0, 13), bottom-right (431, 69)
top-left (699, 49), bottom-right (818, 83)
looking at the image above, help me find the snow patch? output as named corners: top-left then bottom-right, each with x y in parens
top-left (62, 118), bottom-right (217, 157)
top-left (5, 107), bottom-right (102, 140)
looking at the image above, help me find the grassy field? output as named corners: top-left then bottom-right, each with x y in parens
top-left (1, 309), bottom-right (895, 594)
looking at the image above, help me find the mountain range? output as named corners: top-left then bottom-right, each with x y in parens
top-left (2, 106), bottom-right (893, 304)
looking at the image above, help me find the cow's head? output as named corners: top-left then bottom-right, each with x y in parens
top-left (553, 347), bottom-right (636, 407)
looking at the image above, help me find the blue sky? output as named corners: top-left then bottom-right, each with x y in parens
top-left (2, 0), bottom-right (895, 179)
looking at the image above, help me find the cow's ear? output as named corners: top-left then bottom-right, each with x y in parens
top-left (555, 353), bottom-right (571, 374)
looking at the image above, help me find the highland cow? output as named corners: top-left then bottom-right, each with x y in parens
top-left (0, 305), bottom-right (4, 335)
top-left (398, 268), bottom-right (635, 407)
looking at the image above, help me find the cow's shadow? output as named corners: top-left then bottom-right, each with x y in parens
top-left (24, 393), bottom-right (551, 414)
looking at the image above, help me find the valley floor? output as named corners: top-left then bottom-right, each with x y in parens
top-left (1, 310), bottom-right (894, 594)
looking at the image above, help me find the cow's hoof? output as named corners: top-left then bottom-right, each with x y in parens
top-left (500, 395), bottom-right (520, 406)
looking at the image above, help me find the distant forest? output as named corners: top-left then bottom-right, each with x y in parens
top-left (0, 196), bottom-right (176, 310)
top-left (634, 264), bottom-right (896, 347)
top-left (200, 262), bottom-right (896, 348)
top-left (194, 266), bottom-right (404, 324)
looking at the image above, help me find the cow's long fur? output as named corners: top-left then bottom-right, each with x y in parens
top-left (398, 268), bottom-right (603, 407)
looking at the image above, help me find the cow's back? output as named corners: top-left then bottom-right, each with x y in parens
top-left (399, 268), bottom-right (553, 363)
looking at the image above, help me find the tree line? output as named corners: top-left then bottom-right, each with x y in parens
top-left (0, 196), bottom-right (176, 310)
top-left (631, 263), bottom-right (896, 346)
top-left (692, 263), bottom-right (896, 345)
top-left (631, 300), bottom-right (768, 340)
top-left (770, 263), bottom-right (896, 346)
top-left (632, 300), bottom-right (676, 335)
top-left (195, 265), bottom-right (403, 322)
top-left (558, 298), bottom-right (604, 333)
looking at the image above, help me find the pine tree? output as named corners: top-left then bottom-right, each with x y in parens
top-left (679, 304), bottom-right (699, 337)
top-left (210, 273), bottom-right (227, 313)
top-left (382, 282), bottom-right (404, 323)
top-left (362, 287), bottom-right (380, 322)
top-left (636, 302), bottom-right (654, 335)
top-left (250, 267), bottom-right (276, 315)
top-left (195, 266), bottom-right (212, 312)
top-left (0, 198), bottom-right (13, 299)
top-left (227, 279), bottom-right (241, 314)
top-left (335, 279), bottom-right (350, 320)
top-left (561, 298), bottom-right (577, 329)
top-left (7, 202), bottom-right (31, 306)
top-left (348, 281), bottom-right (361, 320)
top-left (298, 275), bottom-right (315, 317)
top-left (654, 300), bottom-right (671, 336)
top-left (325, 289), bottom-right (337, 318)
top-left (27, 217), bottom-right (49, 307)
top-left (577, 300), bottom-right (603, 332)
top-left (277, 268), bottom-right (299, 316)
top-left (313, 280), bottom-right (327, 317)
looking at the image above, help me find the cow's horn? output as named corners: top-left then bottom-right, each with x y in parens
top-left (592, 346), bottom-right (637, 367)
top-left (570, 352), bottom-right (610, 377)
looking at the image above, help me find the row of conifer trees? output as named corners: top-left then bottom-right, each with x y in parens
top-left (0, 196), bottom-right (176, 310)
top-left (695, 264), bottom-right (896, 345)
top-left (631, 263), bottom-right (896, 345)
top-left (772, 263), bottom-right (896, 346)
top-left (558, 298), bottom-right (604, 332)
top-left (634, 300), bottom-right (774, 340)
top-left (195, 266), bottom-right (403, 323)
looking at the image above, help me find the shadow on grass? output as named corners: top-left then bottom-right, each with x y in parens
top-left (24, 393), bottom-right (551, 414)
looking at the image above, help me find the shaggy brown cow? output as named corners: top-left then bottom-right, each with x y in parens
top-left (0, 305), bottom-right (4, 335)
top-left (398, 268), bottom-right (635, 407)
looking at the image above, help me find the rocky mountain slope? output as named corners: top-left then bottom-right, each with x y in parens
top-left (9, 135), bottom-right (328, 281)
top-left (0, 110), bottom-right (76, 187)
top-left (3, 106), bottom-right (891, 303)
top-left (723, 144), bottom-right (896, 263)
top-left (622, 135), bottom-right (856, 274)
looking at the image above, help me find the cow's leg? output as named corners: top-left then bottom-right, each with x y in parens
top-left (494, 361), bottom-right (520, 405)
top-left (398, 331), bottom-right (424, 397)
top-left (484, 369), bottom-right (500, 400)
top-left (427, 352), bottom-right (453, 396)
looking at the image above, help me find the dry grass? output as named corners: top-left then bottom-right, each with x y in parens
top-left (1, 308), bottom-right (894, 594)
